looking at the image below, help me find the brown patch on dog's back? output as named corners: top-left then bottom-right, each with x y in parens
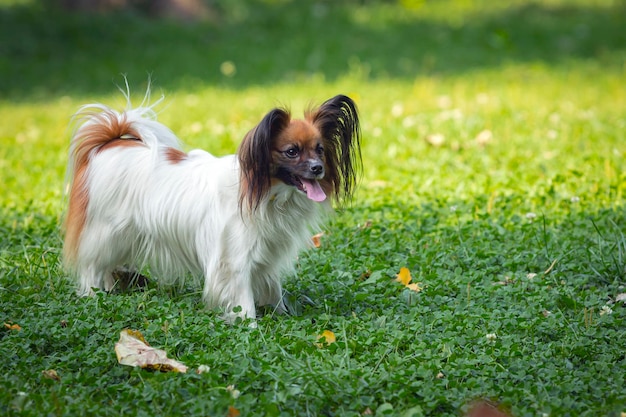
top-left (164, 147), bottom-right (187, 164)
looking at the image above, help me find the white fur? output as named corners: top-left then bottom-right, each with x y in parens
top-left (66, 105), bottom-right (329, 322)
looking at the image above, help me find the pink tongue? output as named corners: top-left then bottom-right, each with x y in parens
top-left (301, 179), bottom-right (326, 202)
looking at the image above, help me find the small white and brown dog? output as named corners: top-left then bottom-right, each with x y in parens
top-left (63, 91), bottom-right (361, 322)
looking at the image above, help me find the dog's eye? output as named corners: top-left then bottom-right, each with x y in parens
top-left (285, 147), bottom-right (299, 158)
top-left (316, 144), bottom-right (324, 155)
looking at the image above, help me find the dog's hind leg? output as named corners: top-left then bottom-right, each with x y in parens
top-left (73, 221), bottom-right (130, 295)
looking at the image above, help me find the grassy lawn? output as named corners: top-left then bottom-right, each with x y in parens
top-left (1, 0), bottom-right (625, 416)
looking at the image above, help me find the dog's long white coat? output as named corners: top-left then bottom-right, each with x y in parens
top-left (70, 106), bottom-right (328, 321)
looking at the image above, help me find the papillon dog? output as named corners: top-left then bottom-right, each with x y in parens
top-left (63, 91), bottom-right (361, 322)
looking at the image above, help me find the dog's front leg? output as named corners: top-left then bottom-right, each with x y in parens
top-left (223, 277), bottom-right (256, 325)
top-left (202, 259), bottom-right (257, 325)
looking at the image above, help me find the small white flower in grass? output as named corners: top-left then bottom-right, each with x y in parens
top-left (570, 196), bottom-right (580, 203)
top-left (196, 364), bottom-right (211, 374)
top-left (226, 385), bottom-right (241, 399)
top-left (527, 273), bottom-right (537, 280)
top-left (526, 212), bottom-right (537, 220)
top-left (450, 205), bottom-right (457, 213)
top-left (486, 333), bottom-right (497, 342)
top-left (600, 305), bottom-right (613, 316)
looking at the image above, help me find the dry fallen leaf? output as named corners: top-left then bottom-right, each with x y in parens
top-left (311, 232), bottom-right (324, 248)
top-left (615, 293), bottom-right (626, 303)
top-left (42, 369), bottom-right (60, 381)
top-left (115, 329), bottom-right (188, 373)
top-left (4, 322), bottom-right (22, 331)
top-left (227, 405), bottom-right (240, 417)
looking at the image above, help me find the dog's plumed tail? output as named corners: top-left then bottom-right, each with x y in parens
top-left (63, 104), bottom-right (181, 267)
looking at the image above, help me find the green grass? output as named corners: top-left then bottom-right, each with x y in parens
top-left (1, 0), bottom-right (625, 416)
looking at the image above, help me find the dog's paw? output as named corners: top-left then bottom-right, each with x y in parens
top-left (112, 268), bottom-right (151, 292)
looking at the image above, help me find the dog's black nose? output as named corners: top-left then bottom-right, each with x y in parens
top-left (310, 164), bottom-right (324, 175)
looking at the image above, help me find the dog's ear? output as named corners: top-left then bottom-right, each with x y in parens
top-left (238, 108), bottom-right (291, 210)
top-left (308, 95), bottom-right (361, 204)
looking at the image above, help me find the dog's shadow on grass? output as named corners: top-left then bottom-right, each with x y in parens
top-left (1, 0), bottom-right (624, 99)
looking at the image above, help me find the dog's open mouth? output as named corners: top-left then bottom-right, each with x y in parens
top-left (277, 170), bottom-right (327, 202)
top-left (296, 176), bottom-right (326, 202)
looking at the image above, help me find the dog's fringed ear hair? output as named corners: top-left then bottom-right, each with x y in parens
top-left (238, 108), bottom-right (291, 210)
top-left (308, 95), bottom-right (362, 204)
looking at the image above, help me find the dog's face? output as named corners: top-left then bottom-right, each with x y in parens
top-left (238, 95), bottom-right (361, 210)
top-left (271, 120), bottom-right (327, 202)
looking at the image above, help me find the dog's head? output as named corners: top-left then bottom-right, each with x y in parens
top-left (238, 95), bottom-right (361, 210)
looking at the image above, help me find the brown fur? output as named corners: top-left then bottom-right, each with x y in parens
top-left (164, 147), bottom-right (187, 163)
top-left (64, 110), bottom-right (142, 266)
top-left (275, 119), bottom-right (321, 148)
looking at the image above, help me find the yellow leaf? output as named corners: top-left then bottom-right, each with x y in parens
top-left (115, 329), bottom-right (188, 373)
top-left (316, 330), bottom-right (336, 347)
top-left (4, 322), bottom-right (22, 331)
top-left (396, 267), bottom-right (423, 292)
top-left (395, 267), bottom-right (412, 286)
